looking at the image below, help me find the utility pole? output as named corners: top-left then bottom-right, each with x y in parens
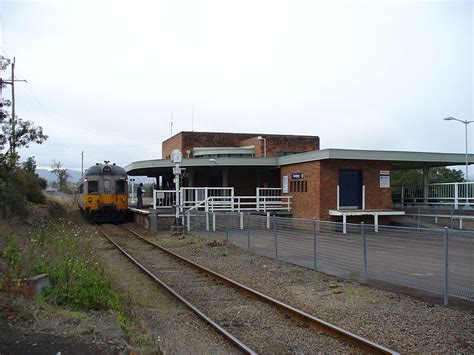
top-left (0, 56), bottom-right (26, 162)
top-left (10, 57), bottom-right (15, 157)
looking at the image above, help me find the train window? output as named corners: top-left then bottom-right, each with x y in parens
top-left (79, 184), bottom-right (83, 193)
top-left (116, 180), bottom-right (126, 193)
top-left (88, 181), bottom-right (99, 193)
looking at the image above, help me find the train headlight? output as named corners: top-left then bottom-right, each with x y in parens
top-left (122, 198), bottom-right (126, 202)
top-left (88, 197), bottom-right (92, 203)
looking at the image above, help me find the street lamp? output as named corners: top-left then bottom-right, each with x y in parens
top-left (129, 178), bottom-right (135, 204)
top-left (444, 117), bottom-right (474, 207)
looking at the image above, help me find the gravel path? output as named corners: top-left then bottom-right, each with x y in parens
top-left (103, 224), bottom-right (356, 353)
top-left (130, 224), bottom-right (474, 354)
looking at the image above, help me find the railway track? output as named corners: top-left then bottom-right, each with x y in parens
top-left (97, 224), bottom-right (398, 354)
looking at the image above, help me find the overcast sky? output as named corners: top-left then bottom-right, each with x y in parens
top-left (0, 0), bottom-right (472, 171)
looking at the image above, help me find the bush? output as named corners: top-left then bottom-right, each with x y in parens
top-left (28, 220), bottom-right (119, 310)
top-left (0, 177), bottom-right (28, 217)
top-left (0, 164), bottom-right (45, 217)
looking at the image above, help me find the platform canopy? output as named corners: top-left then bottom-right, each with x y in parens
top-left (278, 148), bottom-right (474, 170)
top-left (125, 157), bottom-right (278, 176)
top-left (125, 148), bottom-right (474, 176)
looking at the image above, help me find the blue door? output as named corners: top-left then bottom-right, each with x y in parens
top-left (339, 170), bottom-right (362, 209)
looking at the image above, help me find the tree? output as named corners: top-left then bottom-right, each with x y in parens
top-left (392, 167), bottom-right (464, 186)
top-left (51, 160), bottom-right (71, 193)
top-left (1, 114), bottom-right (48, 167)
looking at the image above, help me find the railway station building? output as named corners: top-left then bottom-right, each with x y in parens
top-left (125, 131), bottom-right (473, 225)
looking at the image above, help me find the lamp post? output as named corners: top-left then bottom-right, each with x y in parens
top-left (130, 178), bottom-right (135, 204)
top-left (444, 117), bottom-right (473, 207)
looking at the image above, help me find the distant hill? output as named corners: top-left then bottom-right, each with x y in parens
top-left (36, 169), bottom-right (154, 185)
top-left (36, 169), bottom-right (82, 183)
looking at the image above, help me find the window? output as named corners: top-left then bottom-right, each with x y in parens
top-left (116, 180), bottom-right (126, 193)
top-left (88, 181), bottom-right (99, 194)
top-left (290, 180), bottom-right (307, 193)
top-left (79, 184), bottom-right (83, 193)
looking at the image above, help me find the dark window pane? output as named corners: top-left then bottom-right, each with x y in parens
top-left (88, 181), bottom-right (98, 193)
top-left (116, 180), bottom-right (126, 193)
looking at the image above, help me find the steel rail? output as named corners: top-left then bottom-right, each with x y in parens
top-left (96, 225), bottom-right (256, 355)
top-left (125, 226), bottom-right (399, 355)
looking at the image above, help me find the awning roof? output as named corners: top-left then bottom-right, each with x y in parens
top-left (278, 148), bottom-right (474, 169)
top-left (125, 148), bottom-right (474, 176)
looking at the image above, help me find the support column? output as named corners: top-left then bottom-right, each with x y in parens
top-left (188, 168), bottom-right (194, 187)
top-left (423, 166), bottom-right (429, 205)
top-left (222, 167), bottom-right (229, 187)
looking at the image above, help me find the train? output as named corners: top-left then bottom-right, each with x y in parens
top-left (76, 162), bottom-right (129, 222)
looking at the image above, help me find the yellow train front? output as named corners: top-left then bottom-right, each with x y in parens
top-left (76, 162), bottom-right (129, 222)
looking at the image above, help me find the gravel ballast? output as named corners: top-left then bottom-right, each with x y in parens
top-left (104, 224), bottom-right (357, 353)
top-left (132, 224), bottom-right (474, 353)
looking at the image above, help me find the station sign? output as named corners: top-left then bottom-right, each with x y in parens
top-left (282, 176), bottom-right (289, 193)
top-left (292, 172), bottom-right (304, 180)
top-left (380, 175), bottom-right (390, 188)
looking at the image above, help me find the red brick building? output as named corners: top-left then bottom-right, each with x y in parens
top-left (126, 131), bottom-right (472, 223)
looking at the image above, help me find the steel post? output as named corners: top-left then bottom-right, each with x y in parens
top-left (444, 226), bottom-right (449, 306)
top-left (362, 222), bottom-right (368, 284)
top-left (313, 218), bottom-right (317, 271)
top-left (247, 213), bottom-right (251, 251)
top-left (273, 215), bottom-right (278, 259)
top-left (225, 213), bottom-right (229, 241)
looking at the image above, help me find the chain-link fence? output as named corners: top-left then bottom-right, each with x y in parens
top-left (186, 211), bottom-right (474, 305)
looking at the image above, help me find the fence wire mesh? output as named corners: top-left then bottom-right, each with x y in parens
top-left (186, 211), bottom-right (474, 304)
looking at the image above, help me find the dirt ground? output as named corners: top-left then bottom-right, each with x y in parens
top-left (0, 197), bottom-right (131, 354)
top-left (1, 198), bottom-right (241, 354)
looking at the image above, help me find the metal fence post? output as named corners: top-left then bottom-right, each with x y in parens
top-left (212, 213), bottom-right (216, 232)
top-left (186, 212), bottom-right (190, 232)
top-left (247, 213), bottom-right (251, 251)
top-left (312, 218), bottom-right (317, 271)
top-left (361, 222), bottom-right (368, 284)
top-left (450, 206), bottom-right (454, 229)
top-left (417, 205), bottom-right (421, 229)
top-left (273, 215), bottom-right (278, 259)
top-left (444, 226), bottom-right (449, 306)
top-left (225, 213), bottom-right (229, 241)
top-left (208, 212), bottom-right (211, 239)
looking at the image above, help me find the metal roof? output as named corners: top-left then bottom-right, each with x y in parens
top-left (278, 148), bottom-right (474, 169)
top-left (124, 157), bottom-right (278, 175)
top-left (125, 148), bottom-right (474, 175)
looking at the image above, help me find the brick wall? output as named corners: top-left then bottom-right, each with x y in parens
top-left (281, 161), bottom-right (321, 219)
top-left (162, 133), bottom-right (183, 159)
top-left (281, 159), bottom-right (393, 220)
top-left (162, 131), bottom-right (319, 159)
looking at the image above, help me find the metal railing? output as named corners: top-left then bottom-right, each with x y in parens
top-left (152, 189), bottom-right (176, 209)
top-left (185, 211), bottom-right (474, 305)
top-left (393, 182), bottom-right (474, 209)
top-left (152, 187), bottom-right (292, 214)
top-left (181, 187), bottom-right (234, 209)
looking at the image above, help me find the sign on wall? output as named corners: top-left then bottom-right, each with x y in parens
top-left (380, 175), bottom-right (390, 188)
top-left (292, 172), bottom-right (304, 179)
top-left (282, 176), bottom-right (289, 193)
